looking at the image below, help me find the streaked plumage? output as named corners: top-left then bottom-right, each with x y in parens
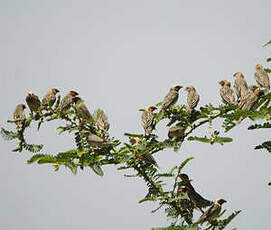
top-left (198, 199), bottom-right (227, 224)
top-left (41, 88), bottom-right (59, 110)
top-left (177, 185), bottom-right (194, 215)
top-left (25, 91), bottom-right (41, 115)
top-left (141, 106), bottom-right (157, 135)
top-left (74, 98), bottom-right (92, 121)
top-left (219, 80), bottom-right (237, 106)
top-left (13, 104), bottom-right (26, 129)
top-left (185, 86), bottom-right (200, 113)
top-left (96, 109), bottom-right (110, 136)
top-left (233, 72), bottom-right (249, 101)
top-left (129, 137), bottom-right (157, 166)
top-left (254, 64), bottom-right (270, 90)
top-left (237, 88), bottom-right (264, 123)
top-left (168, 126), bottom-right (185, 140)
top-left (57, 91), bottom-right (78, 115)
top-left (160, 85), bottom-right (182, 110)
top-left (179, 174), bottom-right (213, 212)
top-left (82, 131), bottom-right (113, 148)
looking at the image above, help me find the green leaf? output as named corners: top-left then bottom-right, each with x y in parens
top-left (27, 154), bottom-right (48, 164)
top-left (179, 157), bottom-right (194, 171)
top-left (187, 136), bottom-right (211, 143)
top-left (263, 40), bottom-right (271, 47)
top-left (267, 58), bottom-right (271, 62)
top-left (124, 133), bottom-right (144, 138)
top-left (0, 128), bottom-right (18, 141)
top-left (91, 164), bottom-right (104, 176)
top-left (264, 68), bottom-right (271, 73)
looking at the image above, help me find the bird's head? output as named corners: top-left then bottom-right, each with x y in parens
top-left (179, 173), bottom-right (190, 181)
top-left (19, 104), bottom-right (26, 109)
top-left (171, 85), bottom-right (183, 91)
top-left (82, 130), bottom-right (90, 137)
top-left (68, 91), bottom-right (79, 96)
top-left (218, 80), bottom-right (225, 86)
top-left (185, 86), bottom-right (195, 92)
top-left (72, 96), bottom-right (82, 103)
top-left (51, 88), bottom-right (60, 94)
top-left (233, 72), bottom-right (243, 78)
top-left (215, 199), bottom-right (227, 205)
top-left (129, 137), bottom-right (142, 146)
top-left (147, 106), bottom-right (157, 112)
top-left (255, 64), bottom-right (263, 70)
top-left (27, 91), bottom-right (34, 97)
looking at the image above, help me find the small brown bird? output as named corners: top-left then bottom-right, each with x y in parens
top-left (82, 130), bottom-right (113, 148)
top-left (254, 64), bottom-right (270, 90)
top-left (57, 91), bottom-right (79, 115)
top-left (74, 97), bottom-right (92, 122)
top-left (179, 174), bottom-right (213, 212)
top-left (168, 125), bottom-right (185, 140)
top-left (185, 86), bottom-right (200, 113)
top-left (129, 137), bottom-right (158, 166)
top-left (25, 91), bottom-right (41, 115)
top-left (129, 137), bottom-right (142, 146)
top-left (237, 88), bottom-right (264, 123)
top-left (177, 185), bottom-right (194, 215)
top-left (219, 80), bottom-right (237, 106)
top-left (141, 106), bottom-right (157, 135)
top-left (13, 104), bottom-right (26, 129)
top-left (41, 88), bottom-right (60, 110)
top-left (96, 109), bottom-right (110, 136)
top-left (233, 72), bottom-right (249, 101)
top-left (160, 85), bottom-right (183, 110)
top-left (198, 199), bottom-right (227, 224)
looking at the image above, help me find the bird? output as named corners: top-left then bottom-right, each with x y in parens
top-left (254, 64), bottom-right (270, 90)
top-left (237, 88), bottom-right (264, 123)
top-left (168, 125), bottom-right (185, 140)
top-left (179, 174), bottom-right (213, 212)
top-left (141, 106), bottom-right (157, 135)
top-left (74, 97), bottom-right (92, 122)
top-left (41, 88), bottom-right (60, 110)
top-left (57, 90), bottom-right (79, 115)
top-left (82, 130), bottom-right (113, 148)
top-left (13, 104), bottom-right (26, 129)
top-left (185, 86), bottom-right (200, 113)
top-left (129, 137), bottom-right (158, 166)
top-left (233, 72), bottom-right (249, 101)
top-left (160, 85), bottom-right (183, 110)
top-left (96, 109), bottom-right (110, 136)
top-left (177, 185), bottom-right (194, 215)
top-left (219, 80), bottom-right (237, 106)
top-left (25, 91), bottom-right (41, 116)
top-left (197, 198), bottom-right (227, 224)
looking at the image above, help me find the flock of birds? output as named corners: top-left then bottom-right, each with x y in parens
top-left (10, 63), bottom-right (270, 225)
top-left (140, 63), bottom-right (270, 137)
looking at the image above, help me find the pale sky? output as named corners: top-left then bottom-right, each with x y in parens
top-left (1, 1), bottom-right (271, 229)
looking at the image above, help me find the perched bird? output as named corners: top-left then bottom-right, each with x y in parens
top-left (74, 97), bottom-right (92, 122)
top-left (254, 64), bottom-right (270, 90)
top-left (198, 199), bottom-right (227, 224)
top-left (96, 109), bottom-right (110, 136)
top-left (237, 88), bottom-right (264, 123)
top-left (168, 125), bottom-right (185, 140)
top-left (13, 104), bottom-right (26, 129)
top-left (82, 131), bottom-right (113, 148)
top-left (179, 174), bottom-right (213, 212)
top-left (177, 185), bottom-right (194, 215)
top-left (25, 91), bottom-right (41, 115)
top-left (233, 72), bottom-right (249, 101)
top-left (185, 86), bottom-right (200, 113)
top-left (141, 106), bottom-right (157, 135)
top-left (129, 137), bottom-right (158, 166)
top-left (57, 90), bottom-right (79, 115)
top-left (219, 80), bottom-right (237, 106)
top-left (41, 88), bottom-right (60, 110)
top-left (129, 137), bottom-right (142, 146)
top-left (160, 85), bottom-right (183, 110)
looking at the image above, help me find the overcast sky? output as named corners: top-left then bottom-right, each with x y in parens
top-left (1, 1), bottom-right (271, 229)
